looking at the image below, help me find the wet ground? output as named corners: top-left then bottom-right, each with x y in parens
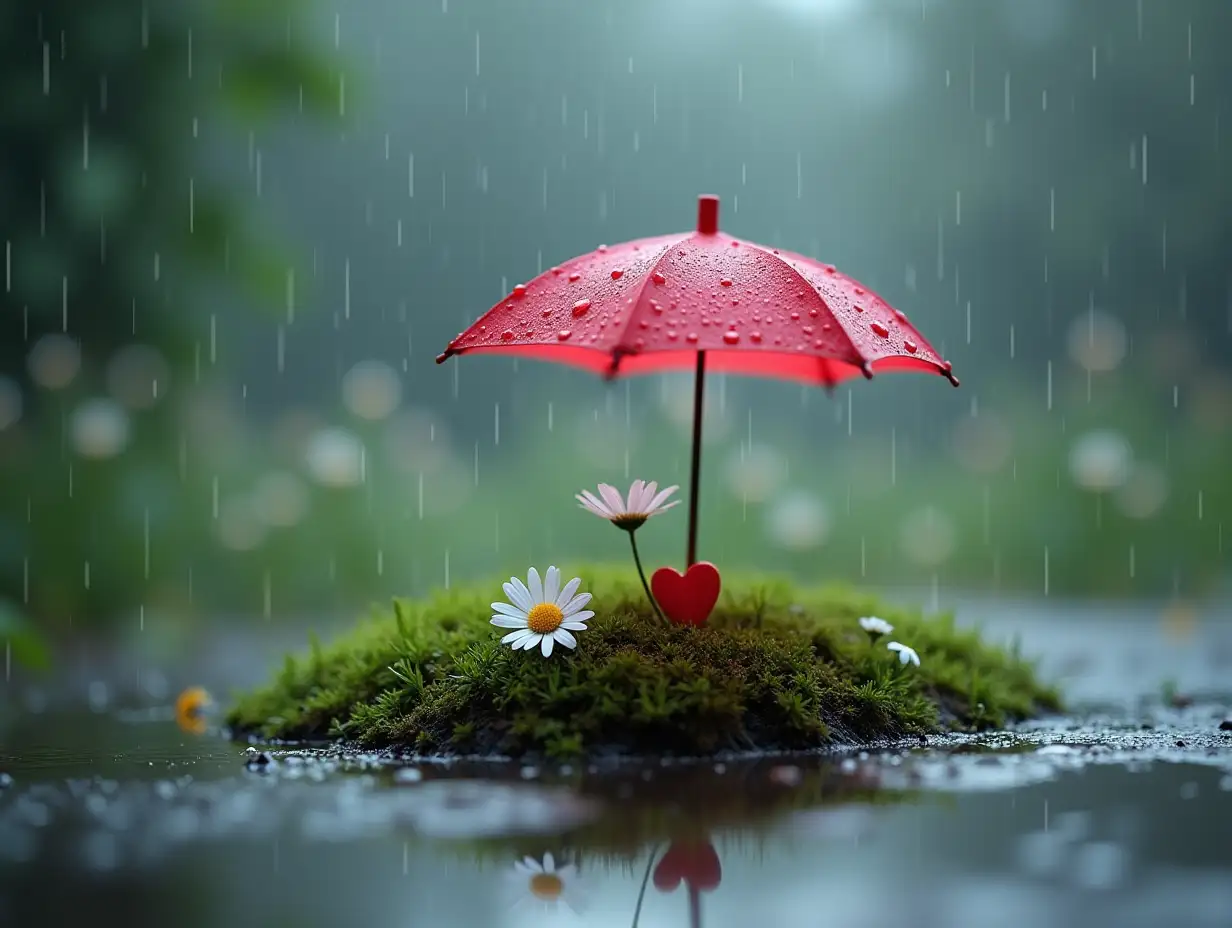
top-left (2, 593), bottom-right (1231, 928)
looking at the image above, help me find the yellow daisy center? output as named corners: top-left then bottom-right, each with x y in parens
top-left (526, 602), bottom-right (564, 634)
top-left (529, 873), bottom-right (563, 900)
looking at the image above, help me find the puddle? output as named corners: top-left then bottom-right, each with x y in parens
top-left (2, 701), bottom-right (1230, 927)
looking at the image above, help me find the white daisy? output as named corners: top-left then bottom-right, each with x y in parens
top-left (576, 479), bottom-right (679, 531)
top-left (491, 567), bottom-right (594, 658)
top-left (509, 852), bottom-right (584, 913)
top-left (859, 616), bottom-right (893, 636)
top-left (887, 641), bottom-right (921, 667)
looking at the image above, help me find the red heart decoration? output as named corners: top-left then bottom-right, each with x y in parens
top-left (653, 840), bottom-right (722, 894)
top-left (651, 562), bottom-right (722, 627)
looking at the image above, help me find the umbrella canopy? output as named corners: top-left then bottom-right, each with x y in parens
top-left (438, 195), bottom-right (958, 568)
top-left (437, 195), bottom-right (958, 389)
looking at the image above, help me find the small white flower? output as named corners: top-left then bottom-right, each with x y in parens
top-left (858, 616), bottom-right (893, 636)
top-left (491, 567), bottom-right (594, 658)
top-left (887, 641), bottom-right (921, 667)
top-left (508, 852), bottom-right (584, 913)
top-left (576, 479), bottom-right (679, 530)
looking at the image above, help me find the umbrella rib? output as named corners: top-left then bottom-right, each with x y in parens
top-left (603, 236), bottom-right (690, 380)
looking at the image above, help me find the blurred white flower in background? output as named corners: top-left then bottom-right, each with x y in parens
top-left (0, 377), bottom-right (22, 431)
top-left (384, 408), bottom-right (451, 474)
top-left (1067, 310), bottom-right (1128, 373)
top-left (765, 490), bottom-right (831, 550)
top-left (215, 497), bottom-right (265, 552)
top-left (106, 344), bottom-right (170, 409)
top-left (900, 506), bottom-right (956, 567)
top-left (252, 471), bottom-right (310, 528)
top-left (341, 359), bottom-right (402, 421)
top-left (69, 398), bottom-right (130, 459)
top-left (859, 616), bottom-right (893, 638)
top-left (1068, 430), bottom-right (1132, 492)
top-left (887, 641), bottom-right (921, 667)
top-left (1114, 463), bottom-right (1169, 519)
top-left (951, 411), bottom-right (1013, 475)
top-left (724, 444), bottom-right (785, 502)
top-left (658, 375), bottom-right (731, 444)
top-left (304, 426), bottom-right (365, 487)
top-left (28, 334), bottom-right (81, 389)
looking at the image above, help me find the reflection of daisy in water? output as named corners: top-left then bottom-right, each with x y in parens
top-left (508, 852), bottom-right (585, 914)
top-left (175, 686), bottom-right (213, 735)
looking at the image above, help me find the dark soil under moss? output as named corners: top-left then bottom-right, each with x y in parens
top-left (226, 567), bottom-right (1061, 759)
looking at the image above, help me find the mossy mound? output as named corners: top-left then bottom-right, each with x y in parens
top-left (227, 567), bottom-right (1061, 759)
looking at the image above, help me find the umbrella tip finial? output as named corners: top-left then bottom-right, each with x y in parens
top-left (697, 195), bottom-right (720, 235)
top-left (435, 349), bottom-right (453, 365)
top-left (941, 361), bottom-right (960, 387)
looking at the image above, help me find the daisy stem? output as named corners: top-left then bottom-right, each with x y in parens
top-left (629, 843), bottom-right (662, 928)
top-left (627, 529), bottom-right (668, 624)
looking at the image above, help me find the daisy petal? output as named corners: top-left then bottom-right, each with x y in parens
top-left (578, 490), bottom-right (612, 516)
top-left (636, 480), bottom-right (656, 511)
top-left (491, 602), bottom-right (527, 619)
top-left (648, 485), bottom-right (679, 512)
top-left (553, 628), bottom-right (578, 650)
top-left (628, 479), bottom-right (647, 512)
top-left (544, 566), bottom-right (560, 605)
top-left (543, 852), bottom-right (556, 872)
top-left (526, 567), bottom-right (543, 605)
top-left (556, 576), bottom-right (581, 608)
top-left (491, 616), bottom-right (528, 628)
top-left (540, 634), bottom-right (555, 657)
top-left (520, 633), bottom-right (543, 651)
top-left (565, 610), bottom-right (594, 623)
top-left (504, 579), bottom-right (533, 612)
top-left (502, 629), bottom-right (535, 644)
top-left (561, 620), bottom-right (589, 631)
top-left (563, 592), bottom-right (593, 615)
top-left (598, 483), bottom-right (626, 515)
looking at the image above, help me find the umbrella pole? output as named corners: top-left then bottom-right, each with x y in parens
top-left (686, 351), bottom-right (706, 567)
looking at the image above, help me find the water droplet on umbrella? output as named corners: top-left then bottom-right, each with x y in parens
top-left (639, 319), bottom-right (650, 329)
top-left (541, 308), bottom-right (552, 318)
top-left (751, 331), bottom-right (763, 343)
top-left (512, 284), bottom-right (528, 299)
top-left (822, 323), bottom-right (832, 331)
top-left (611, 268), bottom-right (624, 280)
top-left (824, 265), bottom-right (836, 274)
top-left (501, 330), bottom-right (514, 341)
top-left (557, 330), bottom-right (572, 341)
top-left (871, 322), bottom-right (890, 338)
top-left (802, 326), bottom-right (814, 335)
top-left (904, 339), bottom-right (918, 353)
top-left (686, 332), bottom-right (699, 343)
top-left (667, 329), bottom-right (678, 340)
top-left (550, 266), bottom-right (562, 275)
top-left (731, 240), bottom-right (740, 246)
top-left (853, 287), bottom-right (865, 295)
top-left (572, 299), bottom-right (591, 317)
top-left (635, 338), bottom-right (645, 349)
top-left (790, 312), bottom-right (800, 321)
top-left (854, 304), bottom-right (865, 313)
top-left (894, 309), bottom-right (908, 322)
top-left (598, 244), bottom-right (608, 252)
top-left (723, 330), bottom-right (740, 345)
top-left (568, 272), bottom-right (581, 282)
top-left (808, 308), bottom-right (819, 317)
top-left (720, 278), bottom-right (732, 287)
top-left (652, 271), bottom-right (667, 285)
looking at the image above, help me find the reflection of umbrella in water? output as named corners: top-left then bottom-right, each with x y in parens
top-left (438, 195), bottom-right (957, 566)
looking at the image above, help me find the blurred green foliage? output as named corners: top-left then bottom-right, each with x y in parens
top-left (0, 0), bottom-right (340, 645)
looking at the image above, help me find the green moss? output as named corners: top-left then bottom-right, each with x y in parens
top-left (226, 567), bottom-right (1061, 758)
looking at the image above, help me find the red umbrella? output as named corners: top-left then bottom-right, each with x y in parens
top-left (437, 195), bottom-right (958, 567)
